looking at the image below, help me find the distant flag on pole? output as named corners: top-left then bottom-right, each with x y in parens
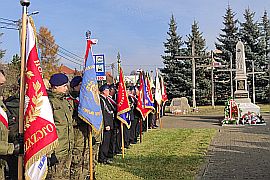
top-left (78, 37), bottom-right (103, 132)
top-left (160, 75), bottom-right (168, 103)
top-left (144, 73), bottom-right (155, 110)
top-left (117, 67), bottom-right (131, 128)
top-left (24, 18), bottom-right (58, 180)
top-left (136, 72), bottom-right (153, 119)
top-left (155, 70), bottom-right (162, 106)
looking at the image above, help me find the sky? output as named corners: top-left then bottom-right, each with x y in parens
top-left (1, 0), bottom-right (270, 75)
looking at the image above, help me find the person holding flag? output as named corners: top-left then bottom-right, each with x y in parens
top-left (78, 31), bottom-right (103, 179)
top-left (98, 84), bottom-right (114, 164)
top-left (128, 86), bottom-right (138, 144)
top-left (47, 73), bottom-right (74, 179)
top-left (68, 76), bottom-right (91, 180)
top-left (0, 70), bottom-right (21, 180)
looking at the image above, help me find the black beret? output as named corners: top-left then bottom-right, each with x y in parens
top-left (70, 76), bottom-right (82, 88)
top-left (49, 73), bottom-right (69, 87)
top-left (99, 84), bottom-right (110, 92)
top-left (109, 84), bottom-right (116, 90)
top-left (128, 86), bottom-right (135, 91)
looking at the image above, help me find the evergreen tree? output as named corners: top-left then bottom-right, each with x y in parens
top-left (186, 20), bottom-right (209, 105)
top-left (161, 15), bottom-right (192, 100)
top-left (259, 10), bottom-right (270, 102)
top-left (215, 5), bottom-right (239, 102)
top-left (239, 8), bottom-right (266, 102)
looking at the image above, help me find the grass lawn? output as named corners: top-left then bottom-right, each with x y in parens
top-left (258, 103), bottom-right (270, 113)
top-left (96, 128), bottom-right (216, 180)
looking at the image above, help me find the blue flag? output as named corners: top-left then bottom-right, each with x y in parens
top-left (143, 73), bottom-right (155, 110)
top-left (78, 39), bottom-right (103, 132)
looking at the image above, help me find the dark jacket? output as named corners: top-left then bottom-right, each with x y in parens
top-left (99, 94), bottom-right (114, 129)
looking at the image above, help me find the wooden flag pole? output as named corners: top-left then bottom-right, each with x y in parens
top-left (159, 105), bottom-right (162, 129)
top-left (117, 53), bottom-right (125, 159)
top-left (18, 1), bottom-right (30, 179)
top-left (146, 116), bottom-right (148, 132)
top-left (140, 119), bottom-right (142, 143)
top-left (121, 122), bottom-right (125, 158)
top-left (89, 126), bottom-right (93, 180)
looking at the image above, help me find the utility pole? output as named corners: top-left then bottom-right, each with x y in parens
top-left (191, 41), bottom-right (196, 109)
top-left (211, 51), bottom-right (215, 108)
top-left (111, 63), bottom-right (115, 79)
top-left (117, 52), bottom-right (121, 75)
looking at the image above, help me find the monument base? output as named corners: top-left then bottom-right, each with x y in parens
top-left (222, 97), bottom-right (265, 126)
top-left (234, 98), bottom-right (260, 116)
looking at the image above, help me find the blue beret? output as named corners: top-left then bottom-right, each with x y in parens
top-left (99, 84), bottom-right (110, 92)
top-left (70, 76), bottom-right (82, 88)
top-left (49, 73), bottom-right (68, 87)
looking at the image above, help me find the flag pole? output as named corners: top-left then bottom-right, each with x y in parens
top-left (117, 53), bottom-right (125, 158)
top-left (18, 1), bottom-right (30, 179)
top-left (146, 116), bottom-right (148, 132)
top-left (140, 118), bottom-right (142, 143)
top-left (89, 126), bottom-right (93, 180)
top-left (85, 30), bottom-right (94, 180)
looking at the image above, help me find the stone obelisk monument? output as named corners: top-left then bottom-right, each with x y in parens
top-left (234, 41), bottom-right (260, 115)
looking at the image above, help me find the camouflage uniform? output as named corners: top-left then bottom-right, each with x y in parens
top-left (0, 100), bottom-right (14, 180)
top-left (68, 91), bottom-right (100, 180)
top-left (46, 92), bottom-right (74, 180)
top-left (4, 94), bottom-right (20, 180)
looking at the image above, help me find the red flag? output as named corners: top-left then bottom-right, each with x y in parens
top-left (160, 76), bottom-right (168, 103)
top-left (117, 67), bottom-right (131, 128)
top-left (24, 19), bottom-right (58, 179)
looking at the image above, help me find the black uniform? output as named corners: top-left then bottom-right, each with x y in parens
top-left (129, 94), bottom-right (138, 144)
top-left (98, 94), bottom-right (114, 163)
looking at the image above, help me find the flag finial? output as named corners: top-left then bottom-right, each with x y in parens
top-left (86, 30), bottom-right (91, 40)
top-left (20, 0), bottom-right (30, 6)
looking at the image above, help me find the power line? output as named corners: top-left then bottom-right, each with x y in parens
top-left (0, 17), bottom-right (18, 23)
top-left (38, 32), bottom-right (84, 60)
top-left (0, 17), bottom-right (85, 66)
top-left (38, 37), bottom-right (83, 66)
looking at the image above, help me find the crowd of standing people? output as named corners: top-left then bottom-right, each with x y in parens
top-left (0, 71), bottom-right (161, 180)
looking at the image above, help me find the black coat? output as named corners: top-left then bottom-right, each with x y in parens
top-left (100, 94), bottom-right (114, 129)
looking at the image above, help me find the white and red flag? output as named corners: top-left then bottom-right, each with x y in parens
top-left (0, 104), bottom-right (8, 129)
top-left (155, 70), bottom-right (162, 106)
top-left (160, 75), bottom-right (168, 103)
top-left (24, 18), bottom-right (58, 180)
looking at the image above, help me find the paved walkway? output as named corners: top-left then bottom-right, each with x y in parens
top-left (162, 113), bottom-right (270, 179)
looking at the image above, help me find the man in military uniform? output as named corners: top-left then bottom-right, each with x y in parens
top-left (0, 70), bottom-right (20, 180)
top-left (68, 76), bottom-right (100, 180)
top-left (98, 84), bottom-right (114, 164)
top-left (47, 73), bottom-right (74, 179)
